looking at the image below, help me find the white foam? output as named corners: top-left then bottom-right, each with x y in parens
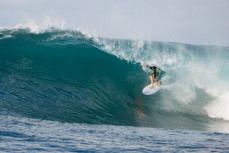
top-left (0, 34), bottom-right (12, 40)
top-left (205, 91), bottom-right (229, 120)
top-left (14, 18), bottom-right (66, 33)
top-left (0, 20), bottom-right (99, 44)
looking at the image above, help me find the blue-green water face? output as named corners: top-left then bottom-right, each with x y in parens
top-left (0, 29), bottom-right (229, 132)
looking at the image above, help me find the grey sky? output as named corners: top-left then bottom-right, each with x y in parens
top-left (0, 0), bottom-right (229, 46)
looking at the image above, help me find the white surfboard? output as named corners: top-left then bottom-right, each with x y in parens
top-left (142, 83), bottom-right (161, 95)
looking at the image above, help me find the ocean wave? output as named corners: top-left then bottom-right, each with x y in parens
top-left (0, 28), bottom-right (229, 131)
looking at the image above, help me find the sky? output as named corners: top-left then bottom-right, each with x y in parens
top-left (0, 0), bottom-right (229, 46)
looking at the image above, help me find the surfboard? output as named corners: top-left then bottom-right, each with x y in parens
top-left (142, 83), bottom-right (161, 95)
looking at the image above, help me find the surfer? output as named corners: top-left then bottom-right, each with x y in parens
top-left (142, 65), bottom-right (163, 95)
top-left (146, 65), bottom-right (161, 88)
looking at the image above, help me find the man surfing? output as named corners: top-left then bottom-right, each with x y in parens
top-left (145, 65), bottom-right (161, 89)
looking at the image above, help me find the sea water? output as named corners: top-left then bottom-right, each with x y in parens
top-left (0, 28), bottom-right (229, 152)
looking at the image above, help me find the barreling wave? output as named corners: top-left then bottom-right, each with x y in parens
top-left (0, 28), bottom-right (229, 131)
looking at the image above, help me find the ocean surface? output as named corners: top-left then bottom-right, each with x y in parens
top-left (0, 28), bottom-right (229, 152)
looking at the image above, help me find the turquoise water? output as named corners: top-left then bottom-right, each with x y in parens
top-left (0, 28), bottom-right (229, 152)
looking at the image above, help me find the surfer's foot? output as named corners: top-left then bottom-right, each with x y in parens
top-left (149, 84), bottom-right (154, 89)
